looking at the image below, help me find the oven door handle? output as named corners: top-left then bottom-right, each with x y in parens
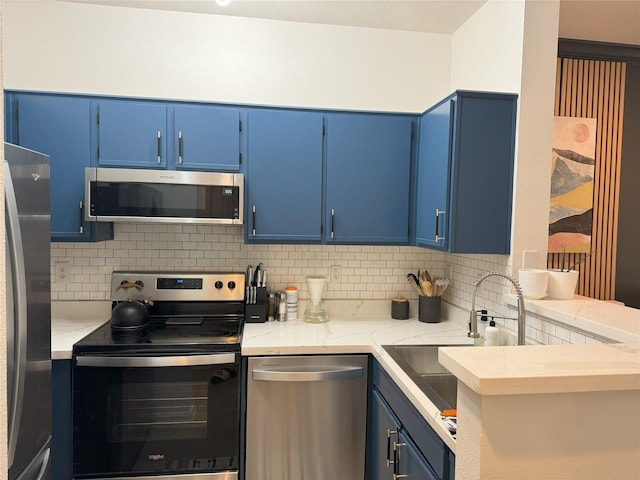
top-left (75, 353), bottom-right (236, 368)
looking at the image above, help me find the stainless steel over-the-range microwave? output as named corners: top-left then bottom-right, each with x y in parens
top-left (85, 167), bottom-right (244, 225)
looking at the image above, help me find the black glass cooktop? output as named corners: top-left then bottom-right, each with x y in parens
top-left (73, 302), bottom-right (244, 355)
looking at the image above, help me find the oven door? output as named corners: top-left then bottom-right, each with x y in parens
top-left (72, 353), bottom-right (239, 479)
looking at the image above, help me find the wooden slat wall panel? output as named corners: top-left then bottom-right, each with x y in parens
top-left (549, 58), bottom-right (626, 300)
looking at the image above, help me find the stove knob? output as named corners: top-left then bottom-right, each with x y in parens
top-left (214, 281), bottom-right (224, 289)
top-left (134, 280), bottom-right (144, 288)
top-left (228, 281), bottom-right (236, 290)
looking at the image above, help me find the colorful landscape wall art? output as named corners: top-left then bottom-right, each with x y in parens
top-left (549, 116), bottom-right (597, 253)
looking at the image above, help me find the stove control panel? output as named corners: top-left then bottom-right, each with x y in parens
top-left (111, 272), bottom-right (245, 302)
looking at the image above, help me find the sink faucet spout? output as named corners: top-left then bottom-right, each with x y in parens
top-left (469, 271), bottom-right (526, 345)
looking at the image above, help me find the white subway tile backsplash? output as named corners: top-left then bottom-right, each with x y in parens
top-left (51, 223), bottom-right (611, 345)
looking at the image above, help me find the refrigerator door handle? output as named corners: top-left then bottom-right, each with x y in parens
top-left (34, 446), bottom-right (51, 480)
top-left (4, 161), bottom-right (28, 468)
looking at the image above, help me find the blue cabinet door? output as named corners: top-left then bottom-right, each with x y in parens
top-left (97, 99), bottom-right (167, 168)
top-left (173, 105), bottom-right (242, 171)
top-left (415, 99), bottom-right (453, 250)
top-left (396, 430), bottom-right (440, 480)
top-left (245, 109), bottom-right (323, 242)
top-left (448, 93), bottom-right (516, 253)
top-left (368, 389), bottom-right (401, 480)
top-left (52, 360), bottom-right (72, 480)
top-left (15, 94), bottom-right (112, 241)
top-left (325, 113), bottom-right (413, 244)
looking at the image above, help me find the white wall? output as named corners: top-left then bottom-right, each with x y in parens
top-left (451, 0), bottom-right (526, 93)
top-left (450, 0), bottom-right (559, 275)
top-left (2, 0), bottom-right (451, 113)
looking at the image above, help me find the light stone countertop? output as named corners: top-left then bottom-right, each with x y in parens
top-left (439, 343), bottom-right (640, 396)
top-left (506, 294), bottom-right (640, 343)
top-left (50, 298), bottom-right (640, 454)
top-left (51, 301), bottom-right (111, 360)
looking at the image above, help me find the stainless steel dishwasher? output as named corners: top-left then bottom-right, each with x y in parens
top-left (246, 355), bottom-right (368, 480)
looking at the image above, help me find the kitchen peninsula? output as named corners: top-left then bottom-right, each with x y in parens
top-left (440, 343), bottom-right (640, 479)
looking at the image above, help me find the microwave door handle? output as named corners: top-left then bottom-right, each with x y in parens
top-left (76, 353), bottom-right (236, 368)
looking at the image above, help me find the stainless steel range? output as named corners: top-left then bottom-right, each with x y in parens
top-left (72, 272), bottom-right (245, 480)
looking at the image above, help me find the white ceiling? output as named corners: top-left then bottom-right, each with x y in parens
top-left (63, 0), bottom-right (640, 45)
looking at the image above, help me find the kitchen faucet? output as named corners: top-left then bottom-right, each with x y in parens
top-left (469, 271), bottom-right (526, 345)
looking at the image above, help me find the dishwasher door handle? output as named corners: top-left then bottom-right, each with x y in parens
top-left (252, 365), bottom-right (365, 382)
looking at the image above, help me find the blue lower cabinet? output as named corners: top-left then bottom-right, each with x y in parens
top-left (369, 359), bottom-right (454, 480)
top-left (397, 430), bottom-right (440, 480)
top-left (368, 388), bottom-right (402, 480)
top-left (52, 360), bottom-right (72, 480)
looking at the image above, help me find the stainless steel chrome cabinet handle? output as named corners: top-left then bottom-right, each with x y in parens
top-left (435, 208), bottom-right (446, 242)
top-left (386, 429), bottom-right (397, 467)
top-left (76, 353), bottom-right (236, 368)
top-left (252, 205), bottom-right (256, 236)
top-left (79, 200), bottom-right (84, 234)
top-left (252, 365), bottom-right (364, 382)
top-left (157, 130), bottom-right (162, 163)
top-left (330, 208), bottom-right (335, 239)
top-left (393, 441), bottom-right (408, 479)
top-left (178, 131), bottom-right (183, 163)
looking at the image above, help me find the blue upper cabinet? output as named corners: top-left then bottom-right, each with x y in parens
top-left (415, 91), bottom-right (517, 254)
top-left (8, 93), bottom-right (113, 242)
top-left (415, 99), bottom-right (453, 249)
top-left (96, 99), bottom-right (168, 168)
top-left (173, 105), bottom-right (242, 171)
top-left (325, 113), bottom-right (413, 244)
top-left (245, 109), bottom-right (323, 242)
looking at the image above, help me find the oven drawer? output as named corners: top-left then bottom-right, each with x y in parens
top-left (72, 353), bottom-right (240, 478)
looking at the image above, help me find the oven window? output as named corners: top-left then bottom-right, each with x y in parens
top-left (73, 361), bottom-right (240, 477)
top-left (112, 381), bottom-right (208, 442)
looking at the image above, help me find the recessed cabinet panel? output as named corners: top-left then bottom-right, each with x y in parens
top-left (415, 100), bottom-right (453, 249)
top-left (325, 113), bottom-right (413, 244)
top-left (15, 93), bottom-right (112, 241)
top-left (97, 100), bottom-right (168, 168)
top-left (246, 109), bottom-right (323, 242)
top-left (174, 105), bottom-right (241, 171)
top-left (397, 430), bottom-right (439, 480)
top-left (368, 389), bottom-right (401, 480)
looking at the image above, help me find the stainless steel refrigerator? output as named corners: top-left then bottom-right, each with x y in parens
top-left (5, 143), bottom-right (52, 480)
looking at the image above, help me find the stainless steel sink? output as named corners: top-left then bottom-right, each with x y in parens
top-left (382, 345), bottom-right (471, 411)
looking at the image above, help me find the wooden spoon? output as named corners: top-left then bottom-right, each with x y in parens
top-left (420, 279), bottom-right (433, 297)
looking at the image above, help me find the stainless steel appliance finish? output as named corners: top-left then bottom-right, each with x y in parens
top-left (246, 355), bottom-right (368, 480)
top-left (5, 143), bottom-right (52, 480)
top-left (84, 167), bottom-right (244, 224)
top-left (72, 272), bottom-right (245, 480)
